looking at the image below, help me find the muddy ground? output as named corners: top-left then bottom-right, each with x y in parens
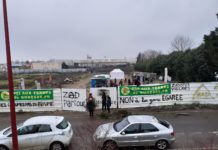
top-left (1, 108), bottom-right (218, 150)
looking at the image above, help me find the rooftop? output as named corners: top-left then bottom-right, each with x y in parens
top-left (128, 115), bottom-right (158, 123)
top-left (23, 116), bottom-right (64, 126)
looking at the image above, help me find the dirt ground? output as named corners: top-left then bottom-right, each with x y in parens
top-left (61, 74), bottom-right (92, 89)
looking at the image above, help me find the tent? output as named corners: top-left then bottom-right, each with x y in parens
top-left (110, 69), bottom-right (125, 79)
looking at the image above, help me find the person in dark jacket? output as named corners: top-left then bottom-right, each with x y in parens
top-left (102, 91), bottom-right (107, 111)
top-left (86, 93), bottom-right (95, 117)
top-left (106, 95), bottom-right (112, 113)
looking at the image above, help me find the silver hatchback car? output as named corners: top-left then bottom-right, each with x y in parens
top-left (0, 116), bottom-right (73, 150)
top-left (93, 115), bottom-right (175, 150)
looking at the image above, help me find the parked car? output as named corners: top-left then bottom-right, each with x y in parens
top-left (0, 116), bottom-right (73, 150)
top-left (93, 115), bottom-right (175, 150)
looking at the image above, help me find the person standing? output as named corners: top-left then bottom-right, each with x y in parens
top-left (128, 78), bottom-right (131, 85)
top-left (102, 91), bottom-right (107, 111)
top-left (119, 79), bottom-right (123, 86)
top-left (86, 93), bottom-right (95, 117)
top-left (106, 95), bottom-right (112, 113)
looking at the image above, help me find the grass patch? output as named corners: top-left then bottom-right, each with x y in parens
top-left (99, 112), bottom-right (111, 119)
top-left (112, 109), bottom-right (132, 119)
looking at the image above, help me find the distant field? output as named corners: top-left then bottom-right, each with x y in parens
top-left (0, 72), bottom-right (91, 90)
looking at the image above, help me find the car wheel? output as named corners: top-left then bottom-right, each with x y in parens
top-left (50, 142), bottom-right (64, 150)
top-left (155, 140), bottom-right (169, 150)
top-left (0, 145), bottom-right (8, 150)
top-left (103, 140), bottom-right (118, 150)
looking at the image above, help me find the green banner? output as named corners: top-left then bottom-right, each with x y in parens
top-left (120, 84), bottom-right (171, 96)
top-left (0, 90), bottom-right (53, 101)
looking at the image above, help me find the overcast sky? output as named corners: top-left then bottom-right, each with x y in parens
top-left (0, 0), bottom-right (217, 63)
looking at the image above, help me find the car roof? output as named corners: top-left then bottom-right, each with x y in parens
top-left (127, 115), bottom-right (158, 124)
top-left (23, 116), bottom-right (64, 126)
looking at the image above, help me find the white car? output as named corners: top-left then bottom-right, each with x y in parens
top-left (93, 115), bottom-right (175, 150)
top-left (0, 116), bottom-right (73, 150)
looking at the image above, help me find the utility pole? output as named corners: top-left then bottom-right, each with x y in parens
top-left (2, 0), bottom-right (19, 149)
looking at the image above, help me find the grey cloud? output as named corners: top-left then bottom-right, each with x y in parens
top-left (0, 0), bottom-right (217, 62)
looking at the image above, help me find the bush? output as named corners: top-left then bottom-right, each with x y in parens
top-left (113, 109), bottom-right (132, 119)
top-left (99, 112), bottom-right (110, 119)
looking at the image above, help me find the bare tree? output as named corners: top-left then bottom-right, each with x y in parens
top-left (171, 35), bottom-right (194, 51)
top-left (141, 49), bottom-right (161, 60)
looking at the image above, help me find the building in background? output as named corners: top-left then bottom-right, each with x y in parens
top-left (31, 62), bottom-right (62, 70)
top-left (61, 58), bottom-right (136, 68)
top-left (0, 64), bottom-right (7, 72)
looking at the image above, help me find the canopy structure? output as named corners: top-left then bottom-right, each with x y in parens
top-left (110, 69), bottom-right (125, 79)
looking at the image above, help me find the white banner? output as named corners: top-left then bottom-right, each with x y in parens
top-left (62, 88), bottom-right (86, 111)
top-left (90, 87), bottom-right (117, 109)
top-left (119, 82), bottom-right (218, 108)
top-left (0, 89), bottom-right (62, 112)
top-left (0, 82), bottom-right (217, 112)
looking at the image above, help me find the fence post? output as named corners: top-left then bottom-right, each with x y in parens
top-left (116, 86), bottom-right (119, 109)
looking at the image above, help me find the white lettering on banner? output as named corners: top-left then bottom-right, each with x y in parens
top-left (62, 89), bottom-right (86, 111)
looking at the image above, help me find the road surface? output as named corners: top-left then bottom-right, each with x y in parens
top-left (0, 109), bottom-right (218, 150)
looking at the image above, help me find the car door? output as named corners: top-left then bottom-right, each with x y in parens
top-left (17, 125), bottom-right (41, 150)
top-left (115, 123), bottom-right (141, 147)
top-left (138, 123), bottom-right (160, 146)
top-left (37, 124), bottom-right (54, 149)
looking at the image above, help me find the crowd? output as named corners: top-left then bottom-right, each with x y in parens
top-left (109, 77), bottom-right (141, 87)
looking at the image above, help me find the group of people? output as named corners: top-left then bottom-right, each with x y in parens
top-left (109, 78), bottom-right (142, 87)
top-left (86, 92), bottom-right (112, 117)
top-left (101, 91), bottom-right (111, 113)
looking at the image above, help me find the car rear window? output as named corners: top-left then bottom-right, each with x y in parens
top-left (158, 120), bottom-right (170, 128)
top-left (56, 119), bottom-right (69, 129)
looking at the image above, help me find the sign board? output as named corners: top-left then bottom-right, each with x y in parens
top-left (0, 89), bottom-right (60, 112)
top-left (0, 90), bottom-right (53, 101)
top-left (119, 84), bottom-right (171, 96)
top-left (90, 87), bottom-right (117, 109)
top-left (62, 89), bottom-right (86, 111)
top-left (119, 82), bottom-right (218, 108)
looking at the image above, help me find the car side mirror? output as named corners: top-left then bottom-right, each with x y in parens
top-left (121, 131), bottom-right (126, 135)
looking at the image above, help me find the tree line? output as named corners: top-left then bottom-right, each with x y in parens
top-left (135, 16), bottom-right (218, 82)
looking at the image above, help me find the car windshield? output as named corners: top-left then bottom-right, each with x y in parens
top-left (3, 123), bottom-right (23, 135)
top-left (113, 117), bottom-right (130, 132)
